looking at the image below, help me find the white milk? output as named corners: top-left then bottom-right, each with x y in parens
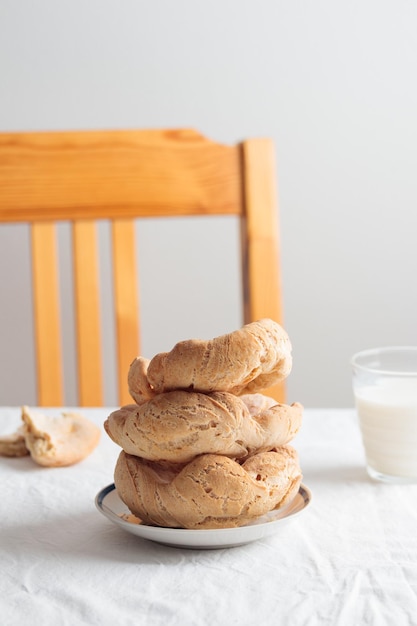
top-left (355, 378), bottom-right (417, 478)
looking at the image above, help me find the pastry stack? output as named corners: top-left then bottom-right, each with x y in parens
top-left (104, 318), bottom-right (303, 530)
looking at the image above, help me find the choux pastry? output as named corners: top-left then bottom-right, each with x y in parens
top-left (128, 319), bottom-right (292, 403)
top-left (104, 391), bottom-right (302, 463)
top-left (114, 446), bottom-right (302, 529)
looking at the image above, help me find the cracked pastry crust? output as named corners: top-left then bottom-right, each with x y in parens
top-left (128, 318), bottom-right (292, 403)
top-left (104, 392), bottom-right (303, 463)
top-left (0, 407), bottom-right (101, 467)
top-left (114, 446), bottom-right (302, 529)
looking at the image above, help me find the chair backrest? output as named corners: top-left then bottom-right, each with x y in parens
top-left (0, 129), bottom-right (284, 406)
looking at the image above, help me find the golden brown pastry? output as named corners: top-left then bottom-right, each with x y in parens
top-left (0, 407), bottom-right (101, 467)
top-left (22, 407), bottom-right (101, 467)
top-left (127, 356), bottom-right (153, 405)
top-left (0, 427), bottom-right (29, 457)
top-left (114, 446), bottom-right (302, 529)
top-left (128, 319), bottom-right (292, 402)
top-left (104, 391), bottom-right (302, 462)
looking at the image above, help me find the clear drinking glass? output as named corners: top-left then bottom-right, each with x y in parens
top-left (351, 346), bottom-right (417, 483)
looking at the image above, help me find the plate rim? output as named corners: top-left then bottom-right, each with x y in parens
top-left (95, 482), bottom-right (312, 538)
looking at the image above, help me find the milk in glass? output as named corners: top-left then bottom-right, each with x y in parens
top-left (355, 378), bottom-right (417, 479)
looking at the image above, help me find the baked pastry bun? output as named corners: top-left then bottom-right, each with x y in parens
top-left (104, 391), bottom-right (302, 462)
top-left (128, 319), bottom-right (292, 403)
top-left (114, 446), bottom-right (302, 529)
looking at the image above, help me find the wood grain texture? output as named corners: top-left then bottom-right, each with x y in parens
top-left (0, 129), bottom-right (285, 405)
top-left (72, 221), bottom-right (103, 406)
top-left (241, 138), bottom-right (285, 402)
top-left (0, 129), bottom-right (242, 221)
top-left (112, 219), bottom-right (140, 406)
top-left (31, 222), bottom-right (63, 405)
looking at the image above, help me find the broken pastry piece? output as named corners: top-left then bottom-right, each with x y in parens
top-left (0, 406), bottom-right (100, 467)
top-left (0, 427), bottom-right (29, 457)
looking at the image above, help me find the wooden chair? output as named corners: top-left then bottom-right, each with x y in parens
top-left (0, 129), bottom-right (284, 406)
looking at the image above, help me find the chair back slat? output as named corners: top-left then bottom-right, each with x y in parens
top-left (111, 219), bottom-right (140, 406)
top-left (31, 222), bottom-right (63, 405)
top-left (72, 220), bottom-right (103, 406)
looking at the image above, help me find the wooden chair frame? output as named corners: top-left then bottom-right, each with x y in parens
top-left (0, 129), bottom-right (284, 406)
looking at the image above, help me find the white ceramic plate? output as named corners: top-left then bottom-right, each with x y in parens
top-left (95, 483), bottom-right (312, 549)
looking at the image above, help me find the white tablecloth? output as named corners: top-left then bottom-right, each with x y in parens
top-left (1, 406), bottom-right (417, 626)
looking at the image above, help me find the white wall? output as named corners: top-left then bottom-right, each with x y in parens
top-left (1, 0), bottom-right (417, 408)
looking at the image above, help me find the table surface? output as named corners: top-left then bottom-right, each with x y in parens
top-left (1, 406), bottom-right (417, 626)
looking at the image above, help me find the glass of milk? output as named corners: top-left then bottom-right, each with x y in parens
top-left (351, 347), bottom-right (417, 483)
